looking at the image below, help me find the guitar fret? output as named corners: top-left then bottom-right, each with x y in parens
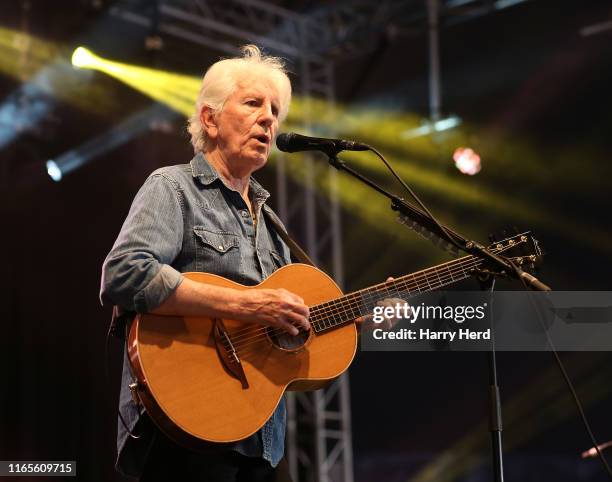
top-left (411, 274), bottom-right (421, 293)
top-left (434, 267), bottom-right (443, 288)
top-left (446, 264), bottom-right (455, 282)
top-left (336, 301), bottom-right (355, 324)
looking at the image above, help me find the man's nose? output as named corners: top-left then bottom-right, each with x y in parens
top-left (258, 103), bottom-right (275, 126)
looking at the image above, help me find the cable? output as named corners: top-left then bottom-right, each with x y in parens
top-left (367, 145), bottom-right (465, 253)
top-left (507, 258), bottom-right (612, 478)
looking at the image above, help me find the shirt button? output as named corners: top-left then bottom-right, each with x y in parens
top-left (218, 245), bottom-right (224, 250)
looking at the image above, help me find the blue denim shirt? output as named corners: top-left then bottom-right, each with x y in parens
top-left (100, 153), bottom-right (292, 477)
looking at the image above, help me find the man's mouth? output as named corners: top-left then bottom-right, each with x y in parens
top-left (253, 134), bottom-right (270, 145)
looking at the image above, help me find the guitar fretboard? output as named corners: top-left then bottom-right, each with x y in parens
top-left (309, 254), bottom-right (482, 333)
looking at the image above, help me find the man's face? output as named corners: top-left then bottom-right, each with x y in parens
top-left (207, 75), bottom-right (281, 172)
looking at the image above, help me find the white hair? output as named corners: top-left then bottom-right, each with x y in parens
top-left (187, 44), bottom-right (292, 153)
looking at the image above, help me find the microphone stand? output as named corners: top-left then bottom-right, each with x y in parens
top-left (480, 275), bottom-right (505, 482)
top-left (324, 153), bottom-right (551, 291)
top-left (323, 152), bottom-right (552, 482)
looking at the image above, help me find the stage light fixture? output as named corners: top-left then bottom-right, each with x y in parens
top-left (453, 147), bottom-right (481, 175)
top-left (402, 115), bottom-right (462, 139)
top-left (46, 160), bottom-right (62, 181)
top-left (71, 46), bottom-right (95, 69)
top-left (434, 115), bottom-right (462, 132)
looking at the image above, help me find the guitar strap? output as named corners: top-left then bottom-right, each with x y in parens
top-left (262, 205), bottom-right (316, 267)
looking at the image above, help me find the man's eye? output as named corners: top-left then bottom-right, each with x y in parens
top-left (246, 100), bottom-right (258, 106)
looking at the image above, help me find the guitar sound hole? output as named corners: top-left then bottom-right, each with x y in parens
top-left (266, 326), bottom-right (310, 352)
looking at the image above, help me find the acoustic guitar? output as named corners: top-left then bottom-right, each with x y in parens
top-left (127, 232), bottom-right (541, 449)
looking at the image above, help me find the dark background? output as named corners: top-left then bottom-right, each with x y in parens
top-left (2, 1), bottom-right (612, 481)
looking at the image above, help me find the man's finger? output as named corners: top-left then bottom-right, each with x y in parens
top-left (279, 319), bottom-right (300, 336)
top-left (285, 311), bottom-right (311, 331)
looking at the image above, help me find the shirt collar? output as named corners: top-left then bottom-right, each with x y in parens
top-left (190, 152), bottom-right (270, 202)
top-left (190, 152), bottom-right (219, 185)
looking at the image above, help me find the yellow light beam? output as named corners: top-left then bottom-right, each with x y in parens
top-left (71, 46), bottom-right (199, 116)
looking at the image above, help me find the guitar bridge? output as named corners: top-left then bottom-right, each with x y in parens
top-left (213, 319), bottom-right (249, 389)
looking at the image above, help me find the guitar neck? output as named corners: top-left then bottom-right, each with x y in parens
top-left (310, 254), bottom-right (482, 333)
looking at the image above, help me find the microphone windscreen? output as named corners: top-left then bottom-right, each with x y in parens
top-left (275, 133), bottom-right (293, 152)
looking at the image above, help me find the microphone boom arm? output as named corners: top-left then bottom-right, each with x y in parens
top-left (325, 154), bottom-right (551, 291)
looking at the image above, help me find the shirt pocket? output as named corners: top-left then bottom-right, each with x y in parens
top-left (193, 227), bottom-right (242, 279)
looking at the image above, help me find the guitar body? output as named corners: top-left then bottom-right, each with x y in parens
top-left (128, 263), bottom-right (357, 449)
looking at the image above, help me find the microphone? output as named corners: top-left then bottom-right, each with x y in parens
top-left (276, 132), bottom-right (369, 155)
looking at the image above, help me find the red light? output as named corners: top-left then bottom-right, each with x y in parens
top-left (453, 147), bottom-right (481, 175)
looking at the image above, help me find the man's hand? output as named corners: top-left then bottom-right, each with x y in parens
top-left (238, 288), bottom-right (310, 336)
top-left (356, 277), bottom-right (405, 330)
top-left (372, 296), bottom-right (406, 330)
top-left (150, 277), bottom-right (309, 336)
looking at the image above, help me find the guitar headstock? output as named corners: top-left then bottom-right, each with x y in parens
top-left (487, 231), bottom-right (544, 271)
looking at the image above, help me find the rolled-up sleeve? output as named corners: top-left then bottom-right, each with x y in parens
top-left (100, 172), bottom-right (185, 313)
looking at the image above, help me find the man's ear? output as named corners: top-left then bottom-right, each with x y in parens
top-left (200, 106), bottom-right (218, 140)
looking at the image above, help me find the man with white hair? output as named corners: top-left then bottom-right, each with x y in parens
top-left (101, 45), bottom-right (307, 481)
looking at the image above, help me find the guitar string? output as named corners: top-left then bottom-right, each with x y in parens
top-left (226, 256), bottom-right (489, 355)
top-left (226, 254), bottom-right (491, 353)
top-left (223, 240), bottom-right (520, 343)
top-left (225, 246), bottom-right (516, 347)
top-left (231, 258), bottom-right (483, 359)
top-left (219, 242), bottom-right (526, 352)
top-left (220, 243), bottom-right (529, 358)
top-left (231, 247), bottom-right (527, 355)
top-left (225, 253), bottom-right (477, 344)
top-left (268, 239), bottom-right (523, 338)
top-left (225, 253), bottom-right (479, 343)
top-left (226, 241), bottom-right (524, 341)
